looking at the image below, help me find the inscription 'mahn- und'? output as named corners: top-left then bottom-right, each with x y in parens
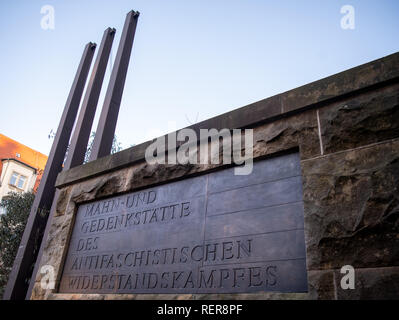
top-left (81, 190), bottom-right (192, 233)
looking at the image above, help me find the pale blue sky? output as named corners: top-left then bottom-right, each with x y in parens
top-left (0, 0), bottom-right (398, 155)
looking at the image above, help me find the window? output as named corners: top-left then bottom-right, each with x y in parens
top-left (9, 172), bottom-right (27, 190)
top-left (17, 175), bottom-right (26, 189)
top-left (9, 172), bottom-right (18, 186)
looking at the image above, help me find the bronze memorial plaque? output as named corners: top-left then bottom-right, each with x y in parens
top-left (59, 152), bottom-right (308, 294)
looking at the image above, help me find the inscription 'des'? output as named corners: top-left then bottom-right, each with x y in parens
top-left (59, 152), bottom-right (308, 294)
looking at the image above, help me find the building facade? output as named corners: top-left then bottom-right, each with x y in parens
top-left (0, 134), bottom-right (48, 213)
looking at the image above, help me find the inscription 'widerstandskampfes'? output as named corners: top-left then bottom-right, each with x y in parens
top-left (59, 152), bottom-right (308, 294)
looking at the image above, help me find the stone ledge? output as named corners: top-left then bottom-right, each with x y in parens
top-left (55, 52), bottom-right (399, 189)
top-left (41, 292), bottom-right (309, 300)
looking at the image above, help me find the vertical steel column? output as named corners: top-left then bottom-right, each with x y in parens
top-left (3, 43), bottom-right (96, 300)
top-left (89, 10), bottom-right (140, 161)
top-left (25, 29), bottom-right (116, 299)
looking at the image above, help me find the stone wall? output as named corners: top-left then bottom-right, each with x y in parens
top-left (30, 52), bottom-right (399, 300)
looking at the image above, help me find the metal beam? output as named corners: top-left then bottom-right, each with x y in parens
top-left (64, 28), bottom-right (116, 169)
top-left (25, 29), bottom-right (116, 299)
top-left (89, 10), bottom-right (139, 161)
top-left (3, 42), bottom-right (96, 300)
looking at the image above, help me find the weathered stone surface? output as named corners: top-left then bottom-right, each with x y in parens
top-left (44, 293), bottom-right (194, 300)
top-left (70, 173), bottom-right (127, 204)
top-left (55, 187), bottom-right (72, 216)
top-left (306, 270), bottom-right (336, 300)
top-left (51, 293), bottom-right (106, 300)
top-left (320, 84), bottom-right (399, 154)
top-left (38, 292), bottom-right (310, 300)
top-left (192, 293), bottom-right (308, 300)
top-left (31, 211), bottom-right (76, 299)
top-left (335, 267), bottom-right (399, 300)
top-left (31, 281), bottom-right (53, 300)
top-left (253, 109), bottom-right (319, 160)
top-left (126, 162), bottom-right (198, 192)
top-left (302, 138), bottom-right (399, 270)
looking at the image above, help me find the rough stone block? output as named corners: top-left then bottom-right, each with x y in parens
top-left (335, 267), bottom-right (399, 300)
top-left (253, 109), bottom-right (320, 160)
top-left (302, 138), bottom-right (399, 270)
top-left (320, 84), bottom-right (399, 154)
